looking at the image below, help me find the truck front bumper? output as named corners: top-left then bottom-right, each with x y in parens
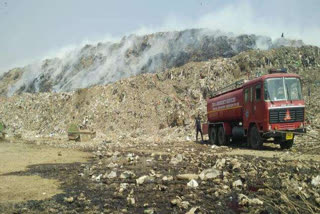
top-left (262, 128), bottom-right (306, 138)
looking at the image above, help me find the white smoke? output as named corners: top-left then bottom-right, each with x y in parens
top-left (6, 28), bottom-right (305, 96)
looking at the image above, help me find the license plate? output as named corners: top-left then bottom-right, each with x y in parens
top-left (286, 132), bottom-right (293, 140)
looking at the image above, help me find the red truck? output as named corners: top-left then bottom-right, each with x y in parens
top-left (202, 68), bottom-right (306, 149)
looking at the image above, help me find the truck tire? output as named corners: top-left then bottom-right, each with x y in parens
top-left (218, 126), bottom-right (229, 146)
top-left (209, 126), bottom-right (218, 145)
top-left (249, 126), bottom-right (263, 149)
top-left (280, 139), bottom-right (294, 149)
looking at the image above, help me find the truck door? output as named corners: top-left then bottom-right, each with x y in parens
top-left (253, 83), bottom-right (264, 130)
top-left (243, 87), bottom-right (252, 130)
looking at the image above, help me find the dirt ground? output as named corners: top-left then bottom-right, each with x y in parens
top-left (0, 136), bottom-right (319, 214)
top-left (0, 141), bottom-right (90, 203)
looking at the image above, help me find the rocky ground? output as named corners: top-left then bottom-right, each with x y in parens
top-left (0, 135), bottom-right (319, 214)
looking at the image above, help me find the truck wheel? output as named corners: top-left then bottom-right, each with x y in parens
top-left (249, 126), bottom-right (263, 149)
top-left (218, 126), bottom-right (229, 146)
top-left (209, 126), bottom-right (218, 145)
top-left (280, 140), bottom-right (293, 149)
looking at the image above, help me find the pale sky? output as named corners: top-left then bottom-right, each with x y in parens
top-left (0, 0), bottom-right (319, 72)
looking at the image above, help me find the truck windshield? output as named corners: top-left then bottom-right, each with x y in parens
top-left (264, 77), bottom-right (302, 101)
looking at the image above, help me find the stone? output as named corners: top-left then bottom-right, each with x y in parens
top-left (162, 176), bottom-right (174, 182)
top-left (238, 194), bottom-right (263, 206)
top-left (233, 179), bottom-right (243, 187)
top-left (176, 174), bottom-right (199, 180)
top-left (136, 175), bottom-right (149, 185)
top-left (311, 175), bottom-right (320, 186)
top-left (186, 207), bottom-right (199, 214)
top-left (315, 198), bottom-right (320, 205)
top-left (120, 171), bottom-right (136, 179)
top-left (105, 171), bottom-right (117, 179)
top-left (187, 179), bottom-right (199, 188)
top-left (171, 199), bottom-right (179, 206)
top-left (180, 201), bottom-right (190, 209)
top-left (64, 196), bottom-right (74, 203)
top-left (127, 196), bottom-right (135, 205)
top-left (119, 183), bottom-right (129, 193)
top-left (199, 168), bottom-right (220, 180)
top-left (144, 209), bottom-right (155, 214)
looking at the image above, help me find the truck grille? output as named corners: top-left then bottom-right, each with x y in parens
top-left (269, 107), bottom-right (304, 124)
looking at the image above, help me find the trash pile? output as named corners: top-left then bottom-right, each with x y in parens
top-left (0, 45), bottom-right (319, 144)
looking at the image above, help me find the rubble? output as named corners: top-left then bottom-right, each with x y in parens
top-left (199, 168), bottom-right (220, 180)
top-left (120, 171), bottom-right (136, 179)
top-left (176, 174), bottom-right (199, 180)
top-left (311, 175), bottom-right (320, 187)
top-left (238, 194), bottom-right (263, 206)
top-left (232, 179), bottom-right (243, 187)
top-left (187, 179), bottom-right (199, 188)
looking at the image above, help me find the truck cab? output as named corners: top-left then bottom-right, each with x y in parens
top-left (243, 69), bottom-right (305, 149)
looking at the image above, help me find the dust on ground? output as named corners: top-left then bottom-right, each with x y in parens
top-left (0, 141), bottom-right (90, 203)
top-left (0, 136), bottom-right (319, 214)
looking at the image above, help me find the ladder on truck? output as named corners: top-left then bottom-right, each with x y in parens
top-left (211, 79), bottom-right (246, 97)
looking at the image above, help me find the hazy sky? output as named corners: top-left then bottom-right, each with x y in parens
top-left (1, 0), bottom-right (319, 72)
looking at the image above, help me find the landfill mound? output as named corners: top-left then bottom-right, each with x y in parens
top-left (0, 29), bottom-right (304, 96)
top-left (0, 45), bottom-right (319, 143)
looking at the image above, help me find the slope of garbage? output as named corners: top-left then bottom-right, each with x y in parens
top-left (0, 45), bottom-right (319, 144)
top-left (0, 29), bottom-right (304, 96)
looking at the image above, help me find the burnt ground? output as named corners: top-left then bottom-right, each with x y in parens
top-left (0, 137), bottom-right (320, 214)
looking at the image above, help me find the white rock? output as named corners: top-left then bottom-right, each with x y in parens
top-left (186, 207), bottom-right (199, 214)
top-left (127, 196), bottom-right (135, 205)
top-left (233, 179), bottom-right (243, 187)
top-left (136, 175), bottom-right (149, 185)
top-left (106, 171), bottom-right (117, 179)
top-left (119, 183), bottom-right (128, 192)
top-left (311, 175), bottom-right (320, 186)
top-left (162, 176), bottom-right (174, 181)
top-left (199, 168), bottom-right (220, 180)
top-left (187, 179), bottom-right (199, 188)
top-left (95, 174), bottom-right (102, 182)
